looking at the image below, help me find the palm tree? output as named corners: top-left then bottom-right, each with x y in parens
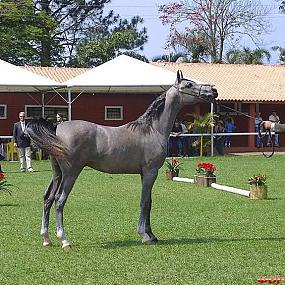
top-left (272, 46), bottom-right (285, 64)
top-left (152, 52), bottom-right (189, 62)
top-left (186, 113), bottom-right (218, 157)
top-left (226, 47), bottom-right (271, 64)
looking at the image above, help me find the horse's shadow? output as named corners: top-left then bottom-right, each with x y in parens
top-left (100, 236), bottom-right (285, 249)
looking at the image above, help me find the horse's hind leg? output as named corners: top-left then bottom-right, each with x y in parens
top-left (41, 157), bottom-right (62, 246)
top-left (55, 168), bottom-right (82, 249)
top-left (137, 169), bottom-right (158, 244)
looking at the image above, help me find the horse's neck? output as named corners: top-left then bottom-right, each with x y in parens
top-left (153, 89), bottom-right (181, 138)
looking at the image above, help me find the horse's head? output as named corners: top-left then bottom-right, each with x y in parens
top-left (175, 70), bottom-right (218, 104)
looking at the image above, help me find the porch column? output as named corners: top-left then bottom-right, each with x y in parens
top-left (68, 88), bottom-right (72, 121)
top-left (248, 103), bottom-right (255, 147)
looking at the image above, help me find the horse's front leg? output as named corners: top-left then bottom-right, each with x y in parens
top-left (137, 169), bottom-right (158, 244)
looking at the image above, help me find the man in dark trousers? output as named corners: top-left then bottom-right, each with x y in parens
top-left (13, 111), bottom-right (34, 172)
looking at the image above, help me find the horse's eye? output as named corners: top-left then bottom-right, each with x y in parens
top-left (185, 82), bottom-right (193, 88)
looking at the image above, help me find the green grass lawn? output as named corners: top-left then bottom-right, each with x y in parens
top-left (0, 155), bottom-right (285, 285)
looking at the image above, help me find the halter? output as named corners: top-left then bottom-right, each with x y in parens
top-left (174, 80), bottom-right (213, 101)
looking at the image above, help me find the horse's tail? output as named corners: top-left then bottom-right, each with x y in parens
top-left (25, 118), bottom-right (69, 159)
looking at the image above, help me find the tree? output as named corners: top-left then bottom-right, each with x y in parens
top-left (278, 0), bottom-right (285, 13)
top-left (74, 16), bottom-right (148, 67)
top-left (0, 0), bottom-right (148, 66)
top-left (226, 47), bottom-right (271, 64)
top-left (0, 0), bottom-right (58, 65)
top-left (186, 113), bottom-right (217, 157)
top-left (272, 46), bottom-right (285, 64)
top-left (167, 28), bottom-right (209, 62)
top-left (152, 52), bottom-right (189, 62)
top-left (159, 0), bottom-right (271, 63)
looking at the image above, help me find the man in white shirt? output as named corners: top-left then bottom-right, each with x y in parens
top-left (268, 111), bottom-right (281, 146)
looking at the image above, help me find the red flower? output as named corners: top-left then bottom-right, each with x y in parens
top-left (196, 162), bottom-right (217, 177)
top-left (0, 172), bottom-right (5, 180)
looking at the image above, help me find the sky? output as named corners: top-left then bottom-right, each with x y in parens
top-left (107, 0), bottom-right (285, 64)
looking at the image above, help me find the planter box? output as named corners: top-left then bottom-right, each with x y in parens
top-left (166, 170), bottom-right (179, 180)
top-left (194, 175), bottom-right (216, 187)
top-left (250, 185), bottom-right (267, 200)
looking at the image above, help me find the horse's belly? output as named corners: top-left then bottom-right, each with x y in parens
top-left (87, 159), bottom-right (141, 174)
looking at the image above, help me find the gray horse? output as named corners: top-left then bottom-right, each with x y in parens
top-left (26, 71), bottom-right (218, 249)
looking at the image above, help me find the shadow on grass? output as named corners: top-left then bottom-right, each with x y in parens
top-left (0, 203), bottom-right (20, 207)
top-left (101, 236), bottom-right (285, 249)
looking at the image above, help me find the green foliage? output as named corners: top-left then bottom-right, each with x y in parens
top-left (1, 156), bottom-right (285, 284)
top-left (279, 0), bottom-right (285, 13)
top-left (248, 173), bottom-right (267, 186)
top-left (0, 0), bottom-right (148, 66)
top-left (167, 28), bottom-right (209, 63)
top-left (226, 47), bottom-right (271, 64)
top-left (185, 112), bottom-right (218, 157)
top-left (0, 0), bottom-right (58, 65)
top-left (159, 0), bottom-right (271, 63)
top-left (272, 46), bottom-right (285, 64)
top-left (75, 16), bottom-right (148, 67)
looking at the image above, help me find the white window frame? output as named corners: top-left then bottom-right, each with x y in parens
top-left (25, 105), bottom-right (68, 119)
top-left (0, 104), bottom-right (7, 119)
top-left (105, 106), bottom-right (123, 120)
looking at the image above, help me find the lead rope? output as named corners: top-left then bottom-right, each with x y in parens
top-left (257, 122), bottom-right (275, 158)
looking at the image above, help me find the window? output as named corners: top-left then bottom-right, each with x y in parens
top-left (25, 105), bottom-right (68, 120)
top-left (105, 106), bottom-right (123, 120)
top-left (0, 105), bottom-right (7, 119)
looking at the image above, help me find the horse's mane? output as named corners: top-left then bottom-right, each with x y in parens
top-left (127, 93), bottom-right (166, 134)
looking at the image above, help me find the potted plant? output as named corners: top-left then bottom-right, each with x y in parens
top-left (248, 174), bottom-right (267, 199)
top-left (0, 171), bottom-right (13, 195)
top-left (186, 113), bottom-right (218, 157)
top-left (194, 162), bottom-right (217, 187)
top-left (165, 158), bottom-right (183, 180)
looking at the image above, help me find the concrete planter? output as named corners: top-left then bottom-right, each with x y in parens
top-left (249, 185), bottom-right (267, 200)
top-left (194, 175), bottom-right (216, 187)
top-left (166, 169), bottom-right (179, 180)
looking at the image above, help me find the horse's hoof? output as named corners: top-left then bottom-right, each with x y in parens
top-left (43, 241), bottom-right (52, 247)
top-left (62, 240), bottom-right (71, 250)
top-left (142, 237), bottom-right (158, 245)
top-left (62, 245), bottom-right (72, 251)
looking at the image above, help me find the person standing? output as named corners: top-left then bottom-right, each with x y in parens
top-left (224, 118), bottom-right (235, 147)
top-left (13, 112), bottom-right (34, 172)
top-left (168, 120), bottom-right (183, 157)
top-left (54, 113), bottom-right (64, 128)
top-left (254, 112), bottom-right (263, 148)
top-left (268, 111), bottom-right (281, 147)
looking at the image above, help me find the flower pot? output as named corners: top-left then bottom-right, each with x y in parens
top-left (166, 169), bottom-right (179, 180)
top-left (194, 175), bottom-right (216, 187)
top-left (249, 185), bottom-right (267, 200)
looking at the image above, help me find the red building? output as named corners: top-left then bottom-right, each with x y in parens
top-left (1, 56), bottom-right (285, 153)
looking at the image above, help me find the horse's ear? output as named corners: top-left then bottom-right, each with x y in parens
top-left (177, 70), bottom-right (183, 83)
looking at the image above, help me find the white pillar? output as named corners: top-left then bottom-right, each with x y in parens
top-left (68, 88), bottom-right (72, 121)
